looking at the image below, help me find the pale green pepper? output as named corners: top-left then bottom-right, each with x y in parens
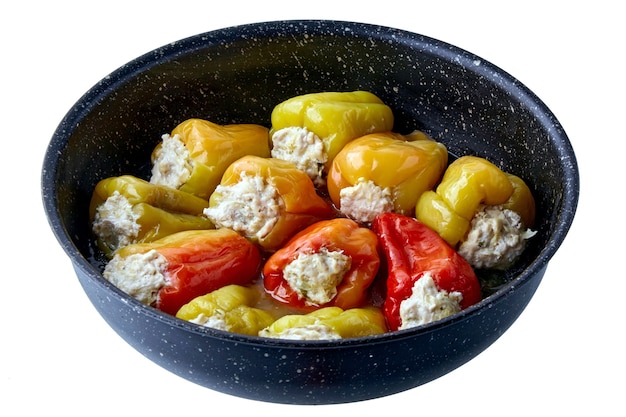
top-left (90, 175), bottom-right (213, 257)
top-left (176, 285), bottom-right (275, 336)
top-left (269, 91), bottom-right (394, 184)
top-left (258, 306), bottom-right (387, 340)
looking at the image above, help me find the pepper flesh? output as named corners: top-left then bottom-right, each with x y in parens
top-left (371, 212), bottom-right (482, 331)
top-left (327, 131), bottom-right (448, 221)
top-left (259, 306), bottom-right (387, 339)
top-left (205, 155), bottom-right (335, 251)
top-left (270, 91), bottom-right (394, 173)
top-left (109, 229), bottom-right (262, 316)
top-left (416, 155), bottom-right (517, 246)
top-left (151, 118), bottom-right (270, 199)
top-left (90, 175), bottom-right (214, 256)
top-left (263, 218), bottom-right (380, 310)
top-left (176, 285), bottom-right (275, 336)
top-left (502, 173), bottom-right (536, 228)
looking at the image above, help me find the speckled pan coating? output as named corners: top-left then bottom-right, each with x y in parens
top-left (42, 20), bottom-right (579, 404)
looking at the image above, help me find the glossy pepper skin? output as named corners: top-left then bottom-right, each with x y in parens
top-left (327, 131), bottom-right (448, 220)
top-left (270, 91), bottom-right (394, 171)
top-left (371, 212), bottom-right (482, 331)
top-left (90, 175), bottom-right (214, 257)
top-left (259, 306), bottom-right (387, 339)
top-left (263, 218), bottom-right (380, 310)
top-left (151, 118), bottom-right (271, 199)
top-left (176, 285), bottom-right (275, 336)
top-left (416, 155), bottom-right (527, 246)
top-left (502, 173), bottom-right (536, 228)
top-left (205, 155), bottom-right (335, 251)
top-left (114, 229), bottom-right (262, 316)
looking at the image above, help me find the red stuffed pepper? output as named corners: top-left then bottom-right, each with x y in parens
top-left (103, 228), bottom-right (262, 315)
top-left (371, 212), bottom-right (482, 331)
top-left (263, 218), bottom-right (380, 310)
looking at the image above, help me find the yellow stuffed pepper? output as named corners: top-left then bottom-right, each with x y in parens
top-left (416, 155), bottom-right (536, 270)
top-left (327, 130), bottom-right (448, 223)
top-left (150, 118), bottom-right (271, 199)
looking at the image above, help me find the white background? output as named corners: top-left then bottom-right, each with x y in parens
top-left (2, 1), bottom-right (622, 415)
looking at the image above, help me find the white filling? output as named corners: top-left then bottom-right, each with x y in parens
top-left (189, 311), bottom-right (229, 331)
top-left (150, 133), bottom-right (193, 190)
top-left (270, 127), bottom-right (327, 186)
top-left (458, 205), bottom-right (537, 270)
top-left (203, 172), bottom-right (283, 240)
top-left (283, 248), bottom-right (351, 306)
top-left (339, 178), bottom-right (394, 223)
top-left (92, 191), bottom-right (141, 252)
top-left (103, 249), bottom-right (169, 306)
top-left (399, 273), bottom-right (463, 330)
top-left (259, 324), bottom-right (342, 340)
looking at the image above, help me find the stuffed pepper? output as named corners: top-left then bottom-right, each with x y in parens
top-left (263, 218), bottom-right (380, 310)
top-left (176, 285), bottom-right (275, 336)
top-left (416, 155), bottom-right (536, 269)
top-left (90, 175), bottom-right (214, 257)
top-left (103, 229), bottom-right (262, 316)
top-left (269, 91), bottom-right (394, 185)
top-left (150, 118), bottom-right (270, 199)
top-left (203, 155), bottom-right (335, 251)
top-left (259, 306), bottom-right (387, 340)
top-left (327, 131), bottom-right (448, 223)
top-left (372, 212), bottom-right (482, 331)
